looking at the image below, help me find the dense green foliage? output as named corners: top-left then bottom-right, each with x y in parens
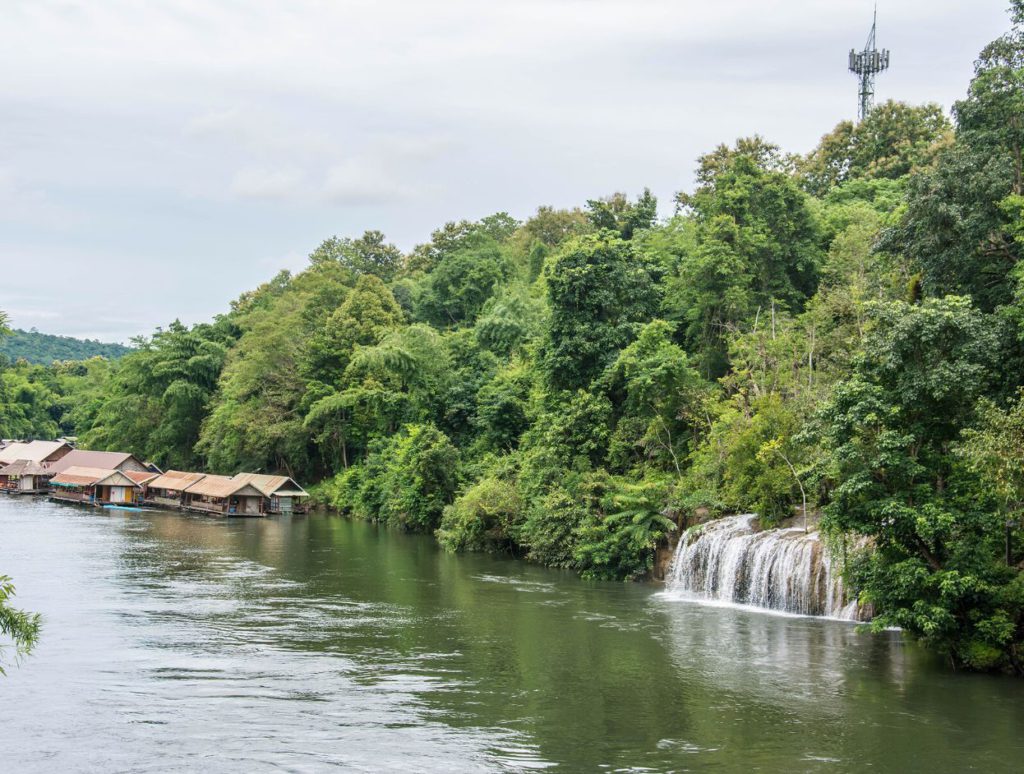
top-left (0, 574), bottom-right (40, 675)
top-left (0, 328), bottom-right (130, 365)
top-left (3, 6), bottom-right (1024, 673)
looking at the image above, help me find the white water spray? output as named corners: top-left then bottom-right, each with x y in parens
top-left (666, 515), bottom-right (864, 620)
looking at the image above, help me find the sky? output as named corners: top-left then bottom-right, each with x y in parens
top-left (0, 0), bottom-right (1013, 342)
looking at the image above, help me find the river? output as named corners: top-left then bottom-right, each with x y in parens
top-left (1, 497), bottom-right (1021, 772)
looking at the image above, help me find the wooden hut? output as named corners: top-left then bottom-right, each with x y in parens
top-left (123, 470), bottom-right (160, 503)
top-left (182, 475), bottom-right (265, 516)
top-left (49, 467), bottom-right (142, 506)
top-left (0, 460), bottom-right (50, 494)
top-left (230, 473), bottom-right (309, 514)
top-left (144, 470), bottom-right (207, 508)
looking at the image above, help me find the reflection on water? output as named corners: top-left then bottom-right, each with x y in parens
top-left (1, 498), bottom-right (1022, 772)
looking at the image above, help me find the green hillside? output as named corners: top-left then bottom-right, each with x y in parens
top-left (0, 328), bottom-right (131, 365)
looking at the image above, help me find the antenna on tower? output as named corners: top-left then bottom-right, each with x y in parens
top-left (848, 7), bottom-right (890, 122)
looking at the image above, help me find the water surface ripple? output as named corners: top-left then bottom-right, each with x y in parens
top-left (1, 498), bottom-right (1021, 772)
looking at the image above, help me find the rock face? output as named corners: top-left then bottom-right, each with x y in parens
top-left (652, 539), bottom-right (679, 582)
top-left (666, 514), bottom-right (866, 620)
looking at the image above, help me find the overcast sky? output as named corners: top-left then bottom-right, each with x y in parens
top-left (0, 0), bottom-right (1012, 341)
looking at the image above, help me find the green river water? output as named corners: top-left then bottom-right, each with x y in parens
top-left (1, 496), bottom-right (1021, 772)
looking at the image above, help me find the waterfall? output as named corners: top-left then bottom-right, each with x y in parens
top-left (666, 514), bottom-right (865, 621)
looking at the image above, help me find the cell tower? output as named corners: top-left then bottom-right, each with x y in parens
top-left (848, 8), bottom-right (890, 122)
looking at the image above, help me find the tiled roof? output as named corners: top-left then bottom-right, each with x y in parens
top-left (50, 466), bottom-right (140, 488)
top-left (0, 459), bottom-right (48, 476)
top-left (147, 470), bottom-right (207, 490)
top-left (184, 474), bottom-right (263, 499)
top-left (0, 441), bottom-right (71, 465)
top-left (231, 472), bottom-right (308, 497)
top-left (124, 470), bottom-right (160, 485)
top-left (46, 450), bottom-right (139, 475)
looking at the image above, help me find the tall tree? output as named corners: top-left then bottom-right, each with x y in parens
top-left (955, 1), bottom-right (1024, 197)
top-left (83, 321), bottom-right (229, 468)
top-left (818, 296), bottom-right (1023, 671)
top-left (585, 189), bottom-right (658, 240)
top-left (309, 230), bottom-right (403, 281)
top-left (884, 6), bottom-right (1024, 311)
top-left (303, 274), bottom-right (403, 386)
top-left (799, 101), bottom-right (952, 196)
top-left (542, 232), bottom-right (661, 392)
top-left (600, 320), bottom-right (705, 475)
top-left (668, 139), bottom-right (823, 376)
top-left (416, 239), bottom-right (510, 327)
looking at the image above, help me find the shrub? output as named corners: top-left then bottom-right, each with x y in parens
top-left (517, 486), bottom-right (588, 568)
top-left (437, 475), bottom-right (523, 553)
top-left (377, 423), bottom-right (460, 531)
top-left (572, 476), bottom-right (675, 580)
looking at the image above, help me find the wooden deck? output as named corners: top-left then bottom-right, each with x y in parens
top-left (184, 501), bottom-right (229, 516)
top-left (50, 491), bottom-right (97, 506)
top-left (145, 495), bottom-right (183, 509)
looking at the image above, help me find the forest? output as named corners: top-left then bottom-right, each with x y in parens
top-left (2, 4), bottom-right (1023, 674)
top-left (0, 328), bottom-right (130, 366)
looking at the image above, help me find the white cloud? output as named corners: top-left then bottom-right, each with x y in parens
top-left (183, 106), bottom-right (340, 160)
top-left (4, 308), bottom-right (60, 322)
top-left (0, 0), bottom-right (1013, 339)
top-left (0, 168), bottom-right (80, 229)
top-left (184, 108), bottom-right (246, 139)
top-left (323, 159), bottom-right (420, 205)
top-left (229, 166), bottom-right (305, 200)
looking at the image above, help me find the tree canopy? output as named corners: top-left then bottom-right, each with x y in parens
top-left (8, 3), bottom-right (1024, 675)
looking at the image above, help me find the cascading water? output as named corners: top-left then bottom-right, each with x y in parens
top-left (666, 514), bottom-right (865, 620)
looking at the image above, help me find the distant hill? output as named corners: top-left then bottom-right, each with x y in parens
top-left (0, 328), bottom-right (132, 365)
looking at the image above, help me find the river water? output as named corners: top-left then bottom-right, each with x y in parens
top-left (1, 497), bottom-right (1021, 772)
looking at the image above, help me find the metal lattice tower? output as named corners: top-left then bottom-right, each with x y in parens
top-left (848, 9), bottom-right (890, 122)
